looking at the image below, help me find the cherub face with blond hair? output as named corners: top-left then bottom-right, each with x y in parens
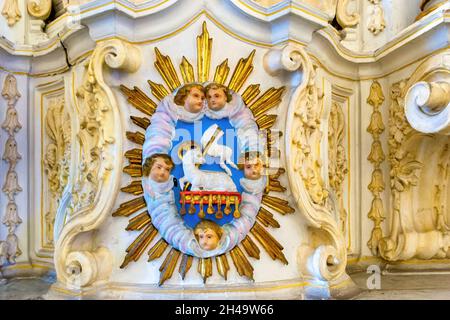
top-left (194, 220), bottom-right (223, 251)
top-left (205, 83), bottom-right (232, 112)
top-left (174, 84), bottom-right (205, 113)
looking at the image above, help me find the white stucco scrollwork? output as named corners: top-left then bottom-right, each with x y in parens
top-left (379, 50), bottom-right (450, 261)
top-left (53, 39), bottom-right (141, 289)
top-left (405, 81), bottom-right (450, 135)
top-left (279, 45), bottom-right (347, 283)
top-left (65, 248), bottom-right (112, 288)
top-left (263, 45), bottom-right (303, 76)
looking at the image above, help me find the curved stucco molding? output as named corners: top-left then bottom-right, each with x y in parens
top-left (53, 39), bottom-right (141, 289)
top-left (276, 44), bottom-right (347, 283)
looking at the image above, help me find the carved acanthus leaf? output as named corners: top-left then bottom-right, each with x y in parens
top-left (390, 151), bottom-right (422, 192)
top-left (44, 97), bottom-right (70, 245)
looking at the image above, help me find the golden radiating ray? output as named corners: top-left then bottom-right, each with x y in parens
top-left (215, 254), bottom-right (230, 280)
top-left (125, 148), bottom-right (142, 161)
top-left (265, 167), bottom-right (287, 193)
top-left (148, 238), bottom-right (169, 261)
top-left (120, 85), bottom-right (157, 116)
top-left (159, 248), bottom-right (181, 286)
top-left (126, 131), bottom-right (145, 145)
top-left (261, 195), bottom-right (295, 215)
top-left (112, 196), bottom-right (146, 217)
top-left (148, 80), bottom-right (169, 102)
top-left (125, 151), bottom-right (142, 165)
top-left (257, 207), bottom-right (280, 228)
top-left (179, 254), bottom-right (193, 280)
top-left (126, 211), bottom-right (151, 231)
top-left (265, 178), bottom-right (286, 193)
top-left (228, 50), bottom-right (255, 93)
top-left (197, 257), bottom-right (213, 283)
top-left (131, 116), bottom-right (150, 130)
top-left (270, 167), bottom-right (285, 179)
top-left (241, 236), bottom-right (260, 259)
top-left (241, 84), bottom-right (260, 105)
top-left (197, 21), bottom-right (212, 83)
top-left (256, 114), bottom-right (277, 130)
top-left (213, 59), bottom-right (229, 85)
top-left (154, 47), bottom-right (181, 92)
top-left (229, 246), bottom-right (254, 280)
top-left (120, 224), bottom-right (157, 268)
top-left (251, 222), bottom-right (288, 265)
top-left (180, 56), bottom-right (195, 84)
top-left (123, 164), bottom-right (142, 178)
top-left (266, 130), bottom-right (274, 158)
top-left (121, 180), bottom-right (143, 195)
top-left (248, 87), bottom-right (285, 118)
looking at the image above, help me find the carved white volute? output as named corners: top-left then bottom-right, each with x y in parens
top-left (53, 39), bottom-right (141, 289)
top-left (266, 45), bottom-right (347, 283)
top-left (405, 80), bottom-right (450, 135)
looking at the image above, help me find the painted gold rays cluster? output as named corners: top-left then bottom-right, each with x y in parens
top-left (112, 22), bottom-right (295, 285)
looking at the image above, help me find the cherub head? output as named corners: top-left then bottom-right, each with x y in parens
top-left (194, 220), bottom-right (222, 251)
top-left (205, 83), bottom-right (232, 111)
top-left (142, 153), bottom-right (174, 183)
top-left (239, 151), bottom-right (264, 180)
top-left (174, 84), bottom-right (205, 113)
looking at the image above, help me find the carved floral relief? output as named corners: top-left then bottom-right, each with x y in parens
top-left (43, 97), bottom-right (71, 246)
top-left (328, 102), bottom-right (348, 236)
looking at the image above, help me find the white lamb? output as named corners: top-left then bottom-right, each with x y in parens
top-left (179, 148), bottom-right (237, 192)
top-left (201, 124), bottom-right (238, 176)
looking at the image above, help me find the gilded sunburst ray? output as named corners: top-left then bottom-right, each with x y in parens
top-left (114, 22), bottom-right (295, 285)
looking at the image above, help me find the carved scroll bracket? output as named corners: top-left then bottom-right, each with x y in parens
top-left (53, 39), bottom-right (141, 289)
top-left (265, 44), bottom-right (348, 284)
top-left (378, 50), bottom-right (450, 261)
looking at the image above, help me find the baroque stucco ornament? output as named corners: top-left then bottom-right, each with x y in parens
top-left (280, 45), bottom-right (348, 283)
top-left (378, 51), bottom-right (450, 261)
top-left (44, 97), bottom-right (71, 246)
top-left (53, 39), bottom-right (141, 289)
